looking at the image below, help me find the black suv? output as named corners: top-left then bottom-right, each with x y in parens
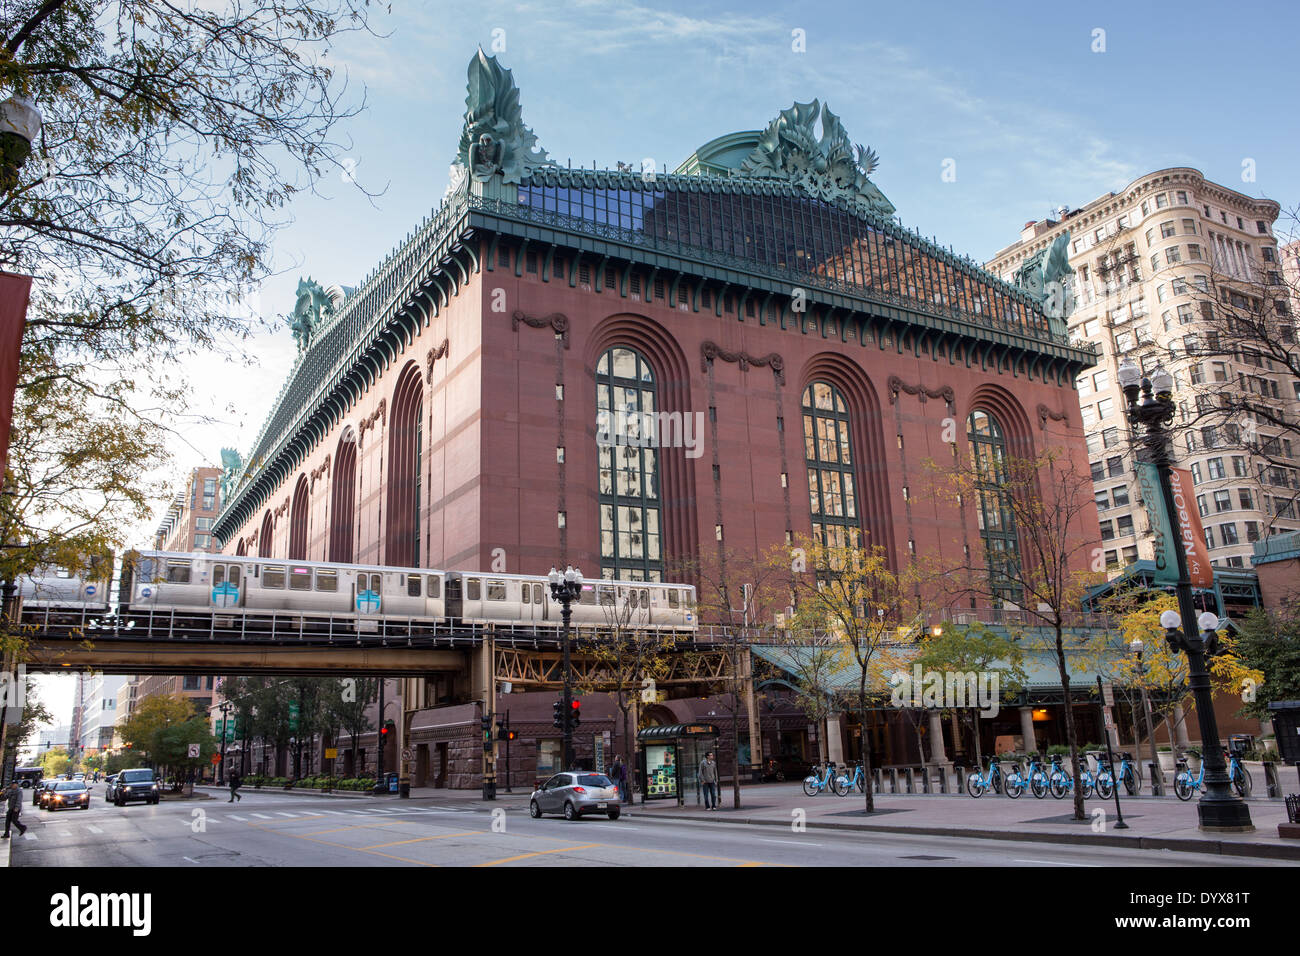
top-left (114, 768), bottom-right (160, 806)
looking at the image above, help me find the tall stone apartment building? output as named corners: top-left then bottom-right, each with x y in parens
top-left (988, 168), bottom-right (1300, 574)
top-left (154, 465), bottom-right (224, 553)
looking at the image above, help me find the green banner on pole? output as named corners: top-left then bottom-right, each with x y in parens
top-left (1136, 461), bottom-right (1177, 586)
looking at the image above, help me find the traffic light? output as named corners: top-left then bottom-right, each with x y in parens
top-left (504, 730), bottom-right (516, 741)
top-left (380, 719), bottom-right (395, 740)
top-left (552, 700), bottom-right (564, 729)
top-left (570, 699), bottom-right (581, 729)
top-left (495, 721), bottom-right (505, 740)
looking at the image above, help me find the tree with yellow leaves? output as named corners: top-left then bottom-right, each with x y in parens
top-left (786, 537), bottom-right (922, 812)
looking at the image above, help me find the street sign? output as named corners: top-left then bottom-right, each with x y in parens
top-left (187, 743), bottom-right (201, 758)
top-left (1100, 681), bottom-right (1114, 707)
top-left (325, 748), bottom-right (338, 760)
top-left (401, 747), bottom-right (413, 761)
top-left (1104, 711), bottom-right (1115, 730)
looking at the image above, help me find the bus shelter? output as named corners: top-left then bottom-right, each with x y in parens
top-left (637, 723), bottom-right (719, 806)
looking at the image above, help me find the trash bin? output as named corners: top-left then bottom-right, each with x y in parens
top-left (386, 772), bottom-right (399, 793)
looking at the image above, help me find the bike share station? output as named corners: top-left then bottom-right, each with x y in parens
top-left (637, 724), bottom-right (719, 807)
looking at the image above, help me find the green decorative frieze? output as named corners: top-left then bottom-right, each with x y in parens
top-left (451, 48), bottom-right (555, 188)
top-left (288, 276), bottom-right (340, 352)
top-left (739, 99), bottom-right (895, 218)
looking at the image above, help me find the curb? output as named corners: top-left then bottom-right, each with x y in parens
top-left (634, 811), bottom-right (1300, 861)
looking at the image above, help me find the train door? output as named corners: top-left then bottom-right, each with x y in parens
top-left (532, 582), bottom-right (547, 622)
top-left (210, 562), bottom-right (245, 610)
top-left (445, 576), bottom-right (463, 622)
top-left (353, 571), bottom-right (383, 632)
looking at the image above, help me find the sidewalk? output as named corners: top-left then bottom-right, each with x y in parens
top-left (622, 782), bottom-right (1300, 861)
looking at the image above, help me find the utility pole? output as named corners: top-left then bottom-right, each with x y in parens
top-left (548, 566), bottom-right (584, 771)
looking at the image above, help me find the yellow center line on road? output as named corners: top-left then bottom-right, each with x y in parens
top-left (360, 832), bottom-right (479, 850)
top-left (475, 843), bottom-right (603, 866)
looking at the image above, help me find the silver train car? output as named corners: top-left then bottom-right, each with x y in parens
top-left (118, 551), bottom-right (696, 633)
top-left (17, 560), bottom-right (113, 615)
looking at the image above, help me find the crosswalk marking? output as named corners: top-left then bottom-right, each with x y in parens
top-left (228, 814), bottom-right (248, 822)
top-left (86, 825), bottom-right (103, 834)
top-left (320, 810), bottom-right (346, 816)
top-left (276, 812), bottom-right (298, 818)
top-left (251, 813), bottom-right (274, 820)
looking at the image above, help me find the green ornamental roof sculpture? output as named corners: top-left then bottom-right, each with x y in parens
top-left (452, 47), bottom-right (555, 187)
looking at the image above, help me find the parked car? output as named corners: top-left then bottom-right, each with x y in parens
top-left (104, 774), bottom-right (119, 802)
top-left (47, 780), bottom-right (91, 811)
top-left (114, 768), bottom-right (160, 806)
top-left (529, 772), bottom-right (621, 821)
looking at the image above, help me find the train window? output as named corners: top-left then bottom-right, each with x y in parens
top-left (165, 561), bottom-right (191, 584)
top-left (213, 565), bottom-right (224, 587)
top-left (262, 566), bottom-right (286, 589)
top-left (532, 583), bottom-right (543, 604)
top-left (426, 576), bottom-right (441, 599)
top-left (289, 567), bottom-right (312, 590)
top-left (227, 565), bottom-right (240, 588)
top-left (407, 574), bottom-right (421, 597)
top-left (667, 589), bottom-right (679, 608)
top-left (579, 586), bottom-right (596, 605)
top-left (55, 567), bottom-right (72, 579)
top-left (598, 586), bottom-right (615, 607)
top-left (638, 588), bottom-right (649, 608)
top-left (316, 569), bottom-right (338, 592)
top-left (466, 578), bottom-right (481, 601)
top-left (486, 581), bottom-right (506, 601)
top-left (138, 557), bottom-right (159, 582)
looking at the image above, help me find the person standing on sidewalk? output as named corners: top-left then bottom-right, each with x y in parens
top-left (610, 755), bottom-right (628, 803)
top-left (3, 782), bottom-right (28, 838)
top-left (699, 751), bottom-right (719, 810)
top-left (228, 769), bottom-right (242, 802)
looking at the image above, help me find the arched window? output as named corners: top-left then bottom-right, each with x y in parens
top-left (259, 511), bottom-right (274, 558)
top-left (968, 409), bottom-right (1022, 603)
top-left (330, 431), bottom-right (357, 564)
top-left (288, 475), bottom-right (309, 560)
top-left (385, 365), bottom-right (423, 568)
top-left (596, 346), bottom-right (662, 581)
top-left (235, 538), bottom-right (246, 556)
top-left (802, 382), bottom-right (860, 550)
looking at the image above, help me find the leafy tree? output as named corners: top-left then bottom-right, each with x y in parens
top-left (2, 681), bottom-right (51, 766)
top-left (913, 622), bottom-right (1027, 767)
top-left (928, 449), bottom-right (1106, 821)
top-left (153, 717), bottom-right (217, 785)
top-left (0, 0), bottom-right (378, 588)
top-left (1231, 607), bottom-right (1300, 719)
top-left (103, 749), bottom-right (144, 774)
top-left (39, 744), bottom-right (68, 776)
top-left (777, 642), bottom-right (843, 768)
top-left (117, 692), bottom-right (195, 762)
top-left (324, 676), bottom-right (377, 777)
top-left (786, 538), bottom-right (922, 812)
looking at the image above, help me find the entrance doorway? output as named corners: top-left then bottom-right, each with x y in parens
top-left (415, 743), bottom-right (429, 787)
top-left (434, 742), bottom-right (449, 788)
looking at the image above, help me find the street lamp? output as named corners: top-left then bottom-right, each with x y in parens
top-left (548, 565), bottom-right (583, 770)
top-left (0, 95), bottom-right (41, 192)
top-left (1129, 638), bottom-right (1163, 796)
top-left (1118, 357), bottom-right (1252, 830)
top-left (217, 699), bottom-right (232, 786)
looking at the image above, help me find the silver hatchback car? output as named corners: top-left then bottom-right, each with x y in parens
top-left (530, 772), bottom-right (621, 821)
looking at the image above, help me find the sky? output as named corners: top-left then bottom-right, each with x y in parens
top-left (31, 0), bottom-right (1300, 727)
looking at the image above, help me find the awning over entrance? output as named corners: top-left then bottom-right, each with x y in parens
top-left (637, 723), bottom-right (719, 740)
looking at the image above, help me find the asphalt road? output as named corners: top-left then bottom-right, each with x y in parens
top-left (7, 790), bottom-right (1289, 868)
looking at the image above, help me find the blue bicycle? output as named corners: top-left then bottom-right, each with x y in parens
top-left (1094, 751), bottom-right (1142, 798)
top-left (802, 762), bottom-right (846, 797)
top-left (1173, 751), bottom-right (1252, 800)
top-left (1047, 754), bottom-right (1094, 800)
top-left (1003, 755), bottom-right (1049, 799)
top-left (836, 763), bottom-right (866, 795)
top-left (965, 757), bottom-right (1004, 798)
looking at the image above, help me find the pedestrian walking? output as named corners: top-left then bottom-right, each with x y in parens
top-left (699, 751), bottom-right (719, 810)
top-left (228, 769), bottom-right (242, 802)
top-left (3, 782), bottom-right (28, 838)
top-left (610, 755), bottom-right (629, 803)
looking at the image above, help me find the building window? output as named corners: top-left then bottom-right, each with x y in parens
top-left (802, 382), bottom-right (860, 551)
top-left (1112, 485), bottom-right (1130, 507)
top-left (1116, 514), bottom-right (1134, 536)
top-left (1107, 456), bottom-right (1124, 477)
top-left (1220, 523), bottom-right (1239, 545)
top-left (597, 347), bottom-right (663, 581)
top-left (968, 410), bottom-right (1021, 604)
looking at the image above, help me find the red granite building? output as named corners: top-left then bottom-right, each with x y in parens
top-left (212, 52), bottom-right (1102, 785)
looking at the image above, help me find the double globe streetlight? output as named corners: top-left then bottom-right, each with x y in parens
top-left (1117, 357), bottom-right (1252, 830)
top-left (548, 565), bottom-right (584, 770)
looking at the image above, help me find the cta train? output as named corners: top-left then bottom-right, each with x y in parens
top-left (19, 551), bottom-right (697, 633)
